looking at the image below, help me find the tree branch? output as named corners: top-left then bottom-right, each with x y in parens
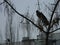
top-left (50, 0), bottom-right (60, 24)
top-left (0, 2), bottom-right (5, 5)
top-left (47, 0), bottom-right (60, 32)
top-left (4, 0), bottom-right (46, 33)
top-left (44, 3), bottom-right (57, 13)
top-left (50, 28), bottom-right (60, 33)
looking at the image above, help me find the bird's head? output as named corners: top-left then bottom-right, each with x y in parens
top-left (36, 10), bottom-right (39, 13)
top-left (36, 10), bottom-right (42, 18)
top-left (36, 10), bottom-right (42, 15)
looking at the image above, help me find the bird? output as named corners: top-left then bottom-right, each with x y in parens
top-left (36, 10), bottom-right (49, 26)
top-left (7, 39), bottom-right (10, 42)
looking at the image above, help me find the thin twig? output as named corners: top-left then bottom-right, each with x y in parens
top-left (49, 0), bottom-right (60, 27)
top-left (0, 2), bottom-right (5, 5)
top-left (50, 28), bottom-right (60, 33)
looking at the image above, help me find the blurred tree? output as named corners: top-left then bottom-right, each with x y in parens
top-left (4, 0), bottom-right (15, 44)
top-left (36, 0), bottom-right (60, 45)
top-left (4, 0), bottom-right (60, 45)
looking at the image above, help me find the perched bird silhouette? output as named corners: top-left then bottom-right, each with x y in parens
top-left (36, 10), bottom-right (49, 26)
top-left (7, 39), bottom-right (10, 42)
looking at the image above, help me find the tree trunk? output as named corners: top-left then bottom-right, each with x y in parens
top-left (45, 33), bottom-right (49, 45)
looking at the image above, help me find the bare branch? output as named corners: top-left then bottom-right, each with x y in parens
top-left (50, 17), bottom-right (60, 28)
top-left (50, 0), bottom-right (60, 25)
top-left (44, 3), bottom-right (57, 13)
top-left (47, 0), bottom-right (60, 31)
top-left (4, 0), bottom-right (46, 33)
top-left (51, 4), bottom-right (56, 5)
top-left (50, 28), bottom-right (60, 33)
top-left (0, 2), bottom-right (5, 5)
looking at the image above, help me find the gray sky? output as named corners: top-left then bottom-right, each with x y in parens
top-left (0, 0), bottom-right (60, 43)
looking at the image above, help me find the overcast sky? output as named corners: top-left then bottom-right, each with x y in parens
top-left (0, 0), bottom-right (60, 43)
top-left (0, 0), bottom-right (54, 43)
